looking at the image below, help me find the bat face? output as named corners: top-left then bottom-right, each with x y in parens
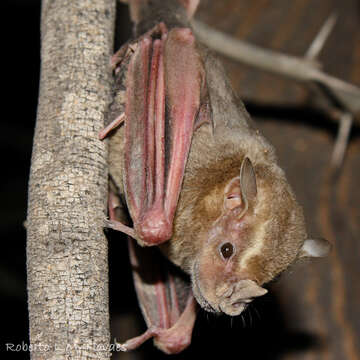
top-left (185, 157), bottom-right (287, 315)
top-left (191, 159), bottom-right (268, 315)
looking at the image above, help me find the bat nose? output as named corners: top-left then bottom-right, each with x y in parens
top-left (137, 210), bottom-right (173, 245)
top-left (218, 280), bottom-right (268, 316)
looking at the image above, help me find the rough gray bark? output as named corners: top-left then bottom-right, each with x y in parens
top-left (27, 1), bottom-right (115, 359)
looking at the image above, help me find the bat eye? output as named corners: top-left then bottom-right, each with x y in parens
top-left (220, 242), bottom-right (235, 259)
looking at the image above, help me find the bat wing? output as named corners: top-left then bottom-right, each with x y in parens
top-left (123, 240), bottom-right (197, 354)
top-left (109, 191), bottom-right (197, 354)
top-left (107, 26), bottom-right (206, 246)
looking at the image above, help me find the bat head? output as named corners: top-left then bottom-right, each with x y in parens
top-left (190, 157), bottom-right (331, 316)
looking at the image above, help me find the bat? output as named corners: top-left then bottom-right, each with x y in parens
top-left (101, 0), bottom-right (331, 354)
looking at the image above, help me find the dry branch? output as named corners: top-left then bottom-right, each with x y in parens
top-left (192, 19), bottom-right (360, 120)
top-left (26, 1), bottom-right (115, 359)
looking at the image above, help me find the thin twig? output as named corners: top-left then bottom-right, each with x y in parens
top-left (192, 19), bottom-right (360, 120)
top-left (330, 112), bottom-right (353, 171)
top-left (305, 13), bottom-right (337, 60)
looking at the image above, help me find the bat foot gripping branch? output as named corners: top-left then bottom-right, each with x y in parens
top-left (115, 296), bottom-right (197, 354)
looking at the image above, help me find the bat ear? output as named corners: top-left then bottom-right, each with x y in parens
top-left (224, 157), bottom-right (257, 211)
top-left (299, 238), bottom-right (332, 258)
top-left (240, 157), bottom-right (257, 204)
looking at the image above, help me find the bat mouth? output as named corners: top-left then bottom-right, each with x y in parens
top-left (218, 300), bottom-right (248, 316)
top-left (191, 271), bottom-right (249, 316)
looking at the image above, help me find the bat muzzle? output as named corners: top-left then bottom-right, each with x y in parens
top-left (218, 280), bottom-right (268, 316)
top-left (192, 262), bottom-right (268, 316)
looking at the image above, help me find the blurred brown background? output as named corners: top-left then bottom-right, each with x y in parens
top-left (194, 0), bottom-right (360, 359)
top-left (1, 0), bottom-right (359, 359)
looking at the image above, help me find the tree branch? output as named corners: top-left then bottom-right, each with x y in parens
top-left (192, 19), bottom-right (360, 120)
top-left (27, 1), bottom-right (115, 359)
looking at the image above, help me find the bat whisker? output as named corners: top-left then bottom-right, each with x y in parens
top-left (248, 307), bottom-right (253, 328)
top-left (240, 313), bottom-right (246, 328)
top-left (252, 304), bottom-right (261, 321)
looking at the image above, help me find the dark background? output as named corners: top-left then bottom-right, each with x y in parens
top-left (2, 0), bottom-right (360, 359)
top-left (1, 0), bottom-right (40, 358)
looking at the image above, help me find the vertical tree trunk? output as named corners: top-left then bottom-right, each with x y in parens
top-left (27, 1), bottom-right (115, 359)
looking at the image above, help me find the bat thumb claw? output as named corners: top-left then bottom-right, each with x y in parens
top-left (104, 218), bottom-right (113, 228)
top-left (103, 219), bottom-right (138, 239)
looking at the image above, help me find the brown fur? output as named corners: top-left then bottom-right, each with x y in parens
top-left (161, 121), bottom-right (306, 281)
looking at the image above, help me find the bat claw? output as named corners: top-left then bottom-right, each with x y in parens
top-left (104, 219), bottom-right (115, 229)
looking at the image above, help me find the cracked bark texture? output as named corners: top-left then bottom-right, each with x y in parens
top-left (27, 1), bottom-right (115, 359)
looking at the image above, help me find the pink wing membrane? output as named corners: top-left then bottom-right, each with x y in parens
top-left (122, 240), bottom-right (197, 354)
top-left (108, 191), bottom-right (197, 354)
top-left (106, 25), bottom-right (203, 354)
top-left (124, 28), bottom-right (204, 246)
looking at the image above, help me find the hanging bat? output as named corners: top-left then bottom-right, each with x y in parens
top-left (101, 0), bottom-right (331, 354)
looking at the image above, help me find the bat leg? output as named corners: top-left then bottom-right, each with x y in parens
top-left (99, 41), bottom-right (137, 140)
top-left (117, 295), bottom-right (197, 354)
